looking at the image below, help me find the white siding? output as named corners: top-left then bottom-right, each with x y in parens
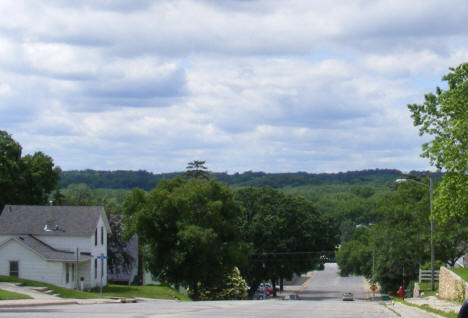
top-left (38, 236), bottom-right (89, 253)
top-left (0, 240), bottom-right (64, 287)
top-left (89, 215), bottom-right (108, 288)
top-left (0, 235), bottom-right (11, 245)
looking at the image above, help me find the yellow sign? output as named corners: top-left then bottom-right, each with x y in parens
top-left (370, 284), bottom-right (378, 292)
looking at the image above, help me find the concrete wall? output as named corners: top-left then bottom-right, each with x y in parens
top-left (438, 266), bottom-right (467, 301)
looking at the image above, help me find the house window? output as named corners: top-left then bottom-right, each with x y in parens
top-left (71, 263), bottom-right (75, 283)
top-left (101, 226), bottom-right (104, 245)
top-left (66, 264), bottom-right (70, 283)
top-left (95, 259), bottom-right (98, 279)
top-left (9, 261), bottom-right (19, 277)
top-left (95, 228), bottom-right (97, 246)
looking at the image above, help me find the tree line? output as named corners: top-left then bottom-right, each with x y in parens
top-left (60, 168), bottom-right (426, 191)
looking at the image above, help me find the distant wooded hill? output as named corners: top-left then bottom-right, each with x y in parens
top-left (59, 169), bottom-right (438, 191)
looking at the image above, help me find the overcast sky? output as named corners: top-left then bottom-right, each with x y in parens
top-left (1, 0), bottom-right (467, 174)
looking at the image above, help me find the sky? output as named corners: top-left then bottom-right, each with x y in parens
top-left (1, 0), bottom-right (467, 174)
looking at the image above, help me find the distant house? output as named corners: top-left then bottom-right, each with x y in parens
top-left (0, 205), bottom-right (111, 289)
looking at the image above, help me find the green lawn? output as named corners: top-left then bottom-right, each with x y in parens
top-left (93, 284), bottom-right (191, 301)
top-left (451, 268), bottom-right (468, 282)
top-left (0, 289), bottom-right (32, 300)
top-left (418, 281), bottom-right (439, 297)
top-left (0, 276), bottom-right (190, 300)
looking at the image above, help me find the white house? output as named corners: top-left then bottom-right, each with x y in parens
top-left (0, 205), bottom-right (111, 289)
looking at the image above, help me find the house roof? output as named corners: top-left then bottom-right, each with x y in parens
top-left (0, 205), bottom-right (111, 236)
top-left (0, 235), bottom-right (92, 262)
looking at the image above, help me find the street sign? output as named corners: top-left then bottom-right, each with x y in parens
top-left (97, 253), bottom-right (107, 296)
top-left (370, 284), bottom-right (377, 292)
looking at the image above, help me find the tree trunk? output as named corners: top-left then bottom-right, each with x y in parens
top-left (272, 279), bottom-right (277, 297)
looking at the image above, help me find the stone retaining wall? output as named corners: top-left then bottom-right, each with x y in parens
top-left (438, 266), bottom-right (467, 301)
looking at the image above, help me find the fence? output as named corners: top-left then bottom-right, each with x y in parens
top-left (419, 268), bottom-right (440, 283)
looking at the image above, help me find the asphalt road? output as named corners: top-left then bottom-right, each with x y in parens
top-left (0, 264), bottom-right (427, 318)
top-left (300, 262), bottom-right (371, 301)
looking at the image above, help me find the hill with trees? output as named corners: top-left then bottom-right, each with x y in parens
top-left (60, 168), bottom-right (436, 191)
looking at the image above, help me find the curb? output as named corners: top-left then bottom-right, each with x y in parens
top-left (0, 300), bottom-right (78, 308)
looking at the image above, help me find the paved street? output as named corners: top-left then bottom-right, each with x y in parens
top-left (0, 263), bottom-right (444, 318)
top-left (299, 263), bottom-right (371, 301)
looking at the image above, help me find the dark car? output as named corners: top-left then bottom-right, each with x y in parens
top-left (283, 294), bottom-right (300, 300)
top-left (342, 292), bottom-right (354, 301)
top-left (253, 291), bottom-right (266, 300)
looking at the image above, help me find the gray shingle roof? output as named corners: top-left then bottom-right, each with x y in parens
top-left (0, 205), bottom-right (110, 236)
top-left (3, 235), bottom-right (92, 262)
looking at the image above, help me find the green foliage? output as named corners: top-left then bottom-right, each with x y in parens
top-left (185, 160), bottom-right (209, 180)
top-left (336, 229), bottom-right (372, 277)
top-left (434, 173), bottom-right (468, 222)
top-left (338, 179), bottom-right (468, 293)
top-left (60, 169), bottom-right (405, 191)
top-left (408, 63), bottom-right (468, 220)
top-left (234, 187), bottom-right (339, 297)
top-left (0, 130), bottom-right (61, 210)
top-left (338, 182), bottom-right (429, 291)
top-left (198, 267), bottom-right (248, 300)
top-left (122, 177), bottom-right (248, 300)
top-left (59, 183), bottom-right (134, 277)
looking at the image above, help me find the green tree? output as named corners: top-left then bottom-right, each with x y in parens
top-left (0, 130), bottom-right (60, 210)
top-left (185, 160), bottom-right (209, 179)
top-left (336, 228), bottom-right (373, 277)
top-left (235, 187), bottom-right (338, 298)
top-left (60, 184), bottom-right (135, 279)
top-left (199, 267), bottom-right (248, 300)
top-left (408, 63), bottom-right (468, 220)
top-left (122, 177), bottom-right (247, 300)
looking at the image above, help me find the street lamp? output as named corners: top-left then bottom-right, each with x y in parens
top-left (356, 224), bottom-right (375, 281)
top-left (395, 177), bottom-right (435, 291)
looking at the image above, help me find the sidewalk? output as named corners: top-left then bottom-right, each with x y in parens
top-left (405, 296), bottom-right (462, 315)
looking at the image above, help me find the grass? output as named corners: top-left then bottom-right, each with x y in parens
top-left (93, 284), bottom-right (191, 301)
top-left (418, 281), bottom-right (439, 297)
top-left (0, 289), bottom-right (32, 300)
top-left (0, 276), bottom-right (190, 301)
top-left (451, 268), bottom-right (468, 282)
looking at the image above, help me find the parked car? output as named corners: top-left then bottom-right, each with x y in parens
top-left (253, 291), bottom-right (266, 300)
top-left (258, 283), bottom-right (273, 295)
top-left (283, 294), bottom-right (300, 300)
top-left (342, 292), bottom-right (354, 301)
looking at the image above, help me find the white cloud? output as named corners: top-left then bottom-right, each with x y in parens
top-left (1, 0), bottom-right (464, 173)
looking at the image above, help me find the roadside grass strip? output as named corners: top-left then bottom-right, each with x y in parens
top-left (0, 276), bottom-right (189, 301)
top-left (91, 284), bottom-right (191, 301)
top-left (0, 276), bottom-right (101, 299)
top-left (0, 289), bottom-right (32, 300)
top-left (393, 297), bottom-right (458, 318)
